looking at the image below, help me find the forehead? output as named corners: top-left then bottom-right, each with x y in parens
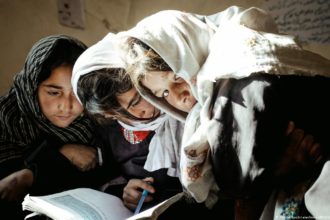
top-left (144, 71), bottom-right (171, 82)
top-left (41, 65), bottom-right (73, 88)
top-left (116, 87), bottom-right (137, 104)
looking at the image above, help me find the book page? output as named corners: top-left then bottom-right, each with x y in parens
top-left (127, 192), bottom-right (184, 220)
top-left (23, 188), bottom-right (133, 220)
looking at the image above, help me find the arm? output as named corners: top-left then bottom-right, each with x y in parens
top-left (25, 139), bottom-right (105, 195)
top-left (234, 122), bottom-right (324, 220)
top-left (59, 143), bottom-right (98, 171)
top-left (0, 168), bottom-right (33, 201)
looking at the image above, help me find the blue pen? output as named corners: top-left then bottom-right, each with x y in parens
top-left (134, 189), bottom-right (149, 215)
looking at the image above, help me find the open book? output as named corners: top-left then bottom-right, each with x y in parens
top-left (22, 188), bottom-right (184, 220)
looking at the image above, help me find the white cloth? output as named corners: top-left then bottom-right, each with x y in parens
top-left (72, 32), bottom-right (127, 104)
top-left (117, 112), bottom-right (167, 131)
top-left (145, 116), bottom-right (184, 178)
top-left (123, 5), bottom-right (330, 206)
top-left (118, 113), bottom-right (184, 177)
top-left (305, 161), bottom-right (330, 219)
top-left (123, 6), bottom-right (280, 122)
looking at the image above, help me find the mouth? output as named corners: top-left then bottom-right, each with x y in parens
top-left (151, 107), bottom-right (160, 118)
top-left (182, 97), bottom-right (197, 112)
top-left (56, 115), bottom-right (72, 121)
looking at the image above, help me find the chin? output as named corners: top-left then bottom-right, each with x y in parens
top-left (153, 109), bottom-right (161, 117)
top-left (52, 120), bottom-right (73, 128)
top-left (54, 123), bottom-right (70, 128)
top-left (183, 100), bottom-right (197, 113)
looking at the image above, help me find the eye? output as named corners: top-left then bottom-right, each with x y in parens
top-left (47, 91), bottom-right (60, 96)
top-left (162, 90), bottom-right (169, 98)
top-left (131, 95), bottom-right (142, 107)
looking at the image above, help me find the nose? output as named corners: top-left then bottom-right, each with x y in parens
top-left (137, 99), bottom-right (155, 119)
top-left (58, 95), bottom-right (73, 112)
top-left (167, 84), bottom-right (191, 110)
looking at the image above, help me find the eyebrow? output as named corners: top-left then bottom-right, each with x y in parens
top-left (41, 84), bottom-right (62, 89)
top-left (127, 91), bottom-right (140, 109)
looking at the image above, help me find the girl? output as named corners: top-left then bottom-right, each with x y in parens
top-left (0, 35), bottom-right (102, 219)
top-left (124, 7), bottom-right (329, 219)
top-left (71, 33), bottom-right (192, 216)
top-left (72, 30), bottom-right (323, 219)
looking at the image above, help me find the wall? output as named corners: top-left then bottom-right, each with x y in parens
top-left (0, 0), bottom-right (329, 95)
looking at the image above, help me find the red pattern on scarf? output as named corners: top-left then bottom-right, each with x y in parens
top-left (120, 127), bottom-right (151, 144)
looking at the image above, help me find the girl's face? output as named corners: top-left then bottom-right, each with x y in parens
top-left (116, 87), bottom-right (160, 120)
top-left (142, 71), bottom-right (196, 113)
top-left (38, 65), bottom-right (84, 128)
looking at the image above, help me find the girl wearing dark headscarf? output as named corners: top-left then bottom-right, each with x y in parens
top-left (0, 35), bottom-right (102, 219)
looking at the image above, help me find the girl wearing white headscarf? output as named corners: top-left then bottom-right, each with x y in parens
top-left (124, 5), bottom-right (330, 218)
top-left (71, 33), bottom-right (190, 214)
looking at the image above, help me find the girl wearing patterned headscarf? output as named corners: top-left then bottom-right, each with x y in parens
top-left (0, 35), bottom-right (102, 219)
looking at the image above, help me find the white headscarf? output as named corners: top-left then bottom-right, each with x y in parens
top-left (72, 33), bottom-right (127, 104)
top-left (123, 6), bottom-right (281, 121)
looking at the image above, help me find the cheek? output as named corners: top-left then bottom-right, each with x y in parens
top-left (38, 94), bottom-right (55, 116)
top-left (139, 99), bottom-right (154, 110)
top-left (71, 100), bottom-right (84, 115)
top-left (165, 96), bottom-right (179, 109)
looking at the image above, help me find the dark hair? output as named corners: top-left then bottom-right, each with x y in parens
top-left (38, 39), bottom-right (86, 83)
top-left (77, 68), bottom-right (154, 124)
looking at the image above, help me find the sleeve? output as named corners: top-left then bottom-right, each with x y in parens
top-left (24, 138), bottom-right (108, 195)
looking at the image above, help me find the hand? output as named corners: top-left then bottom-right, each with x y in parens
top-left (275, 121), bottom-right (323, 176)
top-left (0, 169), bottom-right (33, 201)
top-left (59, 144), bottom-right (97, 171)
top-left (122, 177), bottom-right (155, 210)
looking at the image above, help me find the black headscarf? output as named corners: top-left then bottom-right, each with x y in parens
top-left (0, 35), bottom-right (93, 164)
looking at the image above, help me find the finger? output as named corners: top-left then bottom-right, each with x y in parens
top-left (123, 193), bottom-right (138, 204)
top-left (144, 194), bottom-right (154, 203)
top-left (287, 128), bottom-right (304, 150)
top-left (89, 159), bottom-right (97, 169)
top-left (310, 143), bottom-right (323, 163)
top-left (126, 179), bottom-right (141, 188)
top-left (143, 177), bottom-right (154, 184)
top-left (309, 142), bottom-right (321, 156)
top-left (315, 154), bottom-right (324, 164)
top-left (123, 200), bottom-right (137, 210)
top-left (285, 121), bottom-right (295, 135)
top-left (0, 190), bottom-right (7, 200)
top-left (123, 185), bottom-right (141, 201)
top-left (140, 182), bottom-right (155, 194)
top-left (299, 134), bottom-right (314, 152)
top-left (141, 177), bottom-right (155, 193)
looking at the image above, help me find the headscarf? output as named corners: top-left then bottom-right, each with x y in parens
top-left (123, 6), bottom-right (280, 122)
top-left (72, 32), bottom-right (169, 131)
top-left (72, 33), bottom-right (127, 103)
top-left (124, 6), bottom-right (330, 121)
top-left (0, 35), bottom-right (93, 164)
top-left (72, 32), bottom-right (183, 177)
top-left (123, 6), bottom-right (330, 206)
